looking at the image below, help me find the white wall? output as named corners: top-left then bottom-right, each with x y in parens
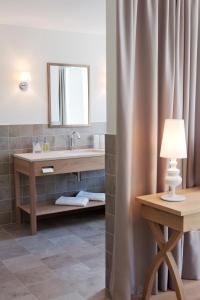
top-left (0, 25), bottom-right (106, 125)
top-left (106, 0), bottom-right (117, 134)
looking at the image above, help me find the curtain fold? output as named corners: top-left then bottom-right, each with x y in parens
top-left (111, 1), bottom-right (200, 298)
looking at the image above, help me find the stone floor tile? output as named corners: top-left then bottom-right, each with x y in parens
top-left (0, 240), bottom-right (29, 260)
top-left (54, 292), bottom-right (84, 300)
top-left (41, 252), bottom-right (78, 270)
top-left (27, 278), bottom-right (73, 300)
top-left (49, 233), bottom-right (86, 248)
top-left (74, 276), bottom-right (105, 299)
top-left (2, 223), bottom-right (31, 238)
top-left (82, 233), bottom-right (105, 247)
top-left (1, 213), bottom-right (106, 300)
top-left (15, 264), bottom-right (56, 286)
top-left (82, 257), bottom-right (105, 271)
top-left (0, 228), bottom-right (13, 242)
top-left (38, 226), bottom-right (72, 239)
top-left (15, 235), bottom-right (66, 259)
top-left (0, 278), bottom-right (37, 300)
top-left (0, 262), bottom-right (16, 284)
top-left (69, 224), bottom-right (99, 238)
top-left (78, 249), bottom-right (105, 265)
top-left (88, 289), bottom-right (110, 300)
top-left (57, 242), bottom-right (102, 261)
top-left (54, 262), bottom-right (92, 283)
top-left (3, 254), bottom-right (45, 273)
top-left (71, 220), bottom-right (105, 238)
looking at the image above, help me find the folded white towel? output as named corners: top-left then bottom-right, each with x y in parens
top-left (76, 191), bottom-right (105, 202)
top-left (55, 196), bottom-right (89, 207)
top-left (99, 135), bottom-right (105, 149)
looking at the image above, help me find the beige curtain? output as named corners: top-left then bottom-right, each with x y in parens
top-left (110, 0), bottom-right (200, 299)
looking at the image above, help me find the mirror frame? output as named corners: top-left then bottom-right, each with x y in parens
top-left (47, 62), bottom-right (90, 128)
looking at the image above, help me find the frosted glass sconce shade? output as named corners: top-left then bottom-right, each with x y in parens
top-left (19, 72), bottom-right (31, 91)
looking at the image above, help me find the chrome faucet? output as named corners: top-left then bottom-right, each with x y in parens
top-left (69, 131), bottom-right (80, 150)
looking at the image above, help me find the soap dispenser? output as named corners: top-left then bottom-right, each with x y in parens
top-left (42, 137), bottom-right (49, 152)
top-left (33, 138), bottom-right (42, 153)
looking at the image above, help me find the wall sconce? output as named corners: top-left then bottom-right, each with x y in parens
top-left (19, 72), bottom-right (31, 91)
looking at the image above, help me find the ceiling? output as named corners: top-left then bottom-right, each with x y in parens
top-left (0, 0), bottom-right (106, 35)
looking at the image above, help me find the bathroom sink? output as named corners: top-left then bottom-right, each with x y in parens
top-left (14, 148), bottom-right (105, 162)
top-left (67, 148), bottom-right (104, 155)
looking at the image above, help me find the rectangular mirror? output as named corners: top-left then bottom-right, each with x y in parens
top-left (47, 63), bottom-right (90, 127)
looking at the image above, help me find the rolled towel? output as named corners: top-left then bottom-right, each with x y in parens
top-left (76, 191), bottom-right (105, 202)
top-left (55, 196), bottom-right (89, 207)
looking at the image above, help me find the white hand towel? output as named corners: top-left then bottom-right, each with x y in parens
top-left (99, 135), bottom-right (105, 149)
top-left (76, 191), bottom-right (105, 202)
top-left (93, 135), bottom-right (100, 149)
top-left (55, 196), bottom-right (89, 207)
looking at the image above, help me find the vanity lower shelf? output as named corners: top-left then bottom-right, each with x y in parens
top-left (19, 201), bottom-right (105, 217)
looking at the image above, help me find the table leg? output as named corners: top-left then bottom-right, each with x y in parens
top-left (29, 166), bottom-right (37, 235)
top-left (14, 170), bottom-right (21, 224)
top-left (142, 221), bottom-right (185, 300)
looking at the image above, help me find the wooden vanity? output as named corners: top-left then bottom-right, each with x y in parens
top-left (14, 149), bottom-right (105, 235)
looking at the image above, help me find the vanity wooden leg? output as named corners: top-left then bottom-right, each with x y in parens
top-left (29, 166), bottom-right (37, 235)
top-left (143, 221), bottom-right (185, 300)
top-left (14, 170), bottom-right (21, 224)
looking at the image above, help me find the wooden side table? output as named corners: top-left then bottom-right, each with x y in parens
top-left (136, 187), bottom-right (200, 300)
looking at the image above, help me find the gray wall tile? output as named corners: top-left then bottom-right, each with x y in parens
top-left (54, 135), bottom-right (66, 148)
top-left (0, 126), bottom-right (9, 137)
top-left (0, 186), bottom-right (10, 201)
top-left (0, 163), bottom-right (9, 175)
top-left (0, 175), bottom-right (10, 187)
top-left (105, 134), bottom-right (116, 289)
top-left (9, 137), bottom-right (22, 150)
top-left (33, 125), bottom-right (43, 136)
top-left (105, 135), bottom-right (116, 155)
top-left (21, 137), bottom-right (32, 149)
top-left (0, 212), bottom-right (11, 224)
top-left (20, 125), bottom-right (33, 137)
top-left (9, 125), bottom-right (21, 137)
top-left (0, 151), bottom-right (9, 163)
top-left (0, 138), bottom-right (9, 150)
top-left (0, 199), bottom-right (12, 212)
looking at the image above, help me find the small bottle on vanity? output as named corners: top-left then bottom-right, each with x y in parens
top-left (33, 137), bottom-right (42, 153)
top-left (42, 137), bottom-right (49, 152)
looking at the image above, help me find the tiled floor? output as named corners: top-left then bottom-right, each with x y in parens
top-left (0, 212), bottom-right (109, 300)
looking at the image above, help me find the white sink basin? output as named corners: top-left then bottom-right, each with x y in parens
top-left (14, 148), bottom-right (105, 162)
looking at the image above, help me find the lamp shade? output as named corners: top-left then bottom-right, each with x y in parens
top-left (19, 72), bottom-right (31, 82)
top-left (160, 119), bottom-right (187, 159)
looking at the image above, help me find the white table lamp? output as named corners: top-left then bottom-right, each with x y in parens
top-left (160, 119), bottom-right (187, 201)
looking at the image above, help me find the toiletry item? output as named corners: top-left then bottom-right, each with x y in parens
top-left (33, 138), bottom-right (42, 153)
top-left (42, 137), bottom-right (49, 152)
top-left (99, 135), bottom-right (105, 149)
top-left (93, 135), bottom-right (100, 149)
top-left (55, 196), bottom-right (89, 207)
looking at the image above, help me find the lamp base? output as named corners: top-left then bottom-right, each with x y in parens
top-left (160, 193), bottom-right (185, 202)
top-left (160, 158), bottom-right (185, 202)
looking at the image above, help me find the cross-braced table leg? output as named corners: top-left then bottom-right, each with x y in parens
top-left (142, 221), bottom-right (186, 300)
